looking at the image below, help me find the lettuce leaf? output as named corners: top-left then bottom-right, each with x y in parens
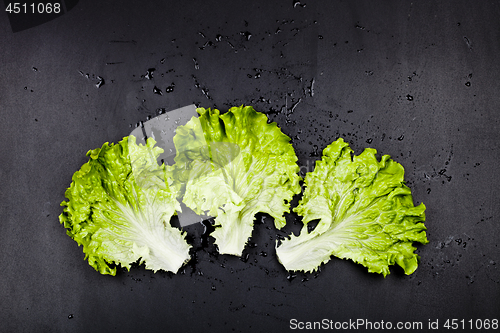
top-left (59, 136), bottom-right (191, 275)
top-left (276, 138), bottom-right (428, 276)
top-left (171, 106), bottom-right (301, 256)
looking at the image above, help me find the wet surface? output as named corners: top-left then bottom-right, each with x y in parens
top-left (0, 0), bottom-right (499, 332)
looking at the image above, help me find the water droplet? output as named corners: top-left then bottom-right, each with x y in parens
top-left (145, 68), bottom-right (155, 80)
top-left (398, 135), bottom-right (404, 141)
top-left (366, 138), bottom-right (373, 144)
top-left (293, 0), bottom-right (306, 7)
top-left (193, 58), bottom-right (199, 70)
top-left (240, 253), bottom-right (249, 263)
top-left (309, 145), bottom-right (319, 157)
top-left (240, 31), bottom-right (252, 41)
top-left (406, 94), bottom-right (413, 101)
top-left (166, 84), bottom-right (175, 93)
top-left (96, 76), bottom-right (105, 88)
top-left (463, 36), bottom-right (473, 50)
top-left (199, 40), bottom-right (214, 50)
top-left (427, 188), bottom-right (431, 194)
top-left (465, 81), bottom-right (471, 87)
top-left (200, 87), bottom-right (212, 100)
top-left (32, 67), bottom-right (38, 71)
top-left (153, 86), bottom-right (163, 95)
top-left (308, 78), bottom-right (315, 97)
top-left (287, 273), bottom-right (297, 281)
top-left (68, 314), bottom-right (74, 319)
top-left (211, 285), bottom-right (216, 291)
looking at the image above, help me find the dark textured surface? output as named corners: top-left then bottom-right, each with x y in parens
top-left (1, 1), bottom-right (499, 332)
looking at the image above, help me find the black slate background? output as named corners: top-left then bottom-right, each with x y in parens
top-left (1, 1), bottom-right (499, 332)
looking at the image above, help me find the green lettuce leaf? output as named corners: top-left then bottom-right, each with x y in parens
top-left (276, 138), bottom-right (428, 276)
top-left (171, 105), bottom-right (302, 256)
top-left (59, 136), bottom-right (191, 275)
